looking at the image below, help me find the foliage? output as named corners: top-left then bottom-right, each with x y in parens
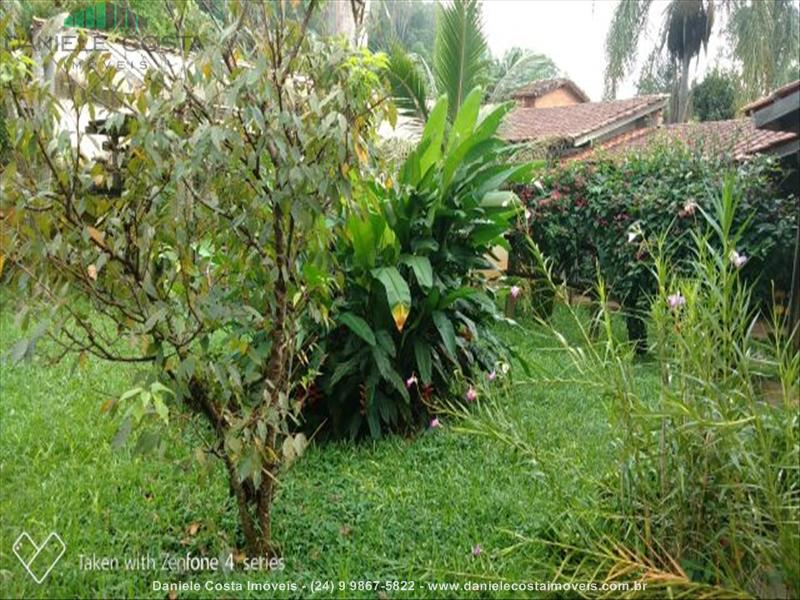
top-left (452, 185), bottom-right (799, 596)
top-left (1, 1), bottom-right (387, 556)
top-left (433, 0), bottom-right (488, 123)
top-left (605, 0), bottom-right (800, 119)
top-left (484, 47), bottom-right (561, 103)
top-left (312, 90), bottom-right (537, 438)
top-left (692, 68), bottom-right (737, 121)
top-left (367, 0), bottom-right (436, 66)
top-left (726, 0), bottom-right (800, 103)
top-left (387, 0), bottom-right (490, 123)
top-left (511, 144), bottom-right (797, 349)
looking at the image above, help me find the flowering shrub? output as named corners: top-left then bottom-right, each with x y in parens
top-left (309, 90), bottom-right (536, 438)
top-left (511, 144), bottom-right (797, 350)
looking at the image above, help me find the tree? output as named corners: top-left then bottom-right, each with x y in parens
top-left (387, 0), bottom-right (489, 123)
top-left (367, 0), bottom-right (436, 66)
top-left (485, 47), bottom-right (561, 102)
top-left (692, 69), bottom-right (736, 121)
top-left (726, 0), bottom-right (800, 103)
top-left (1, 0), bottom-right (385, 556)
top-left (604, 0), bottom-right (800, 121)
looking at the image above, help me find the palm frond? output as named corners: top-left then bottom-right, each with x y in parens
top-left (727, 0), bottom-right (800, 102)
top-left (387, 44), bottom-right (430, 121)
top-left (433, 0), bottom-right (489, 122)
top-left (488, 51), bottom-right (560, 102)
top-left (603, 0), bottom-right (655, 99)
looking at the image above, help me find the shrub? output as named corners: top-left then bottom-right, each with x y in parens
top-left (512, 144), bottom-right (797, 351)
top-left (1, 4), bottom-right (385, 555)
top-left (692, 69), bottom-right (737, 121)
top-left (310, 90), bottom-right (536, 438)
top-left (453, 178), bottom-right (799, 595)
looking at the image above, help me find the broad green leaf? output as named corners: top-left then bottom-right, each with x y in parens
top-left (448, 87), bottom-right (482, 151)
top-left (372, 267), bottom-right (411, 331)
top-left (414, 339), bottom-right (433, 384)
top-left (371, 346), bottom-right (410, 403)
top-left (401, 255), bottom-right (433, 290)
top-left (480, 190), bottom-right (519, 208)
top-left (339, 312), bottom-right (376, 346)
top-left (419, 95), bottom-right (448, 176)
top-left (432, 311), bottom-right (458, 360)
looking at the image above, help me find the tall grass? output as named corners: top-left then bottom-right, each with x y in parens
top-left (445, 177), bottom-right (799, 597)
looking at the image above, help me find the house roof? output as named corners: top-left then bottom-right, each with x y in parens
top-left (568, 118), bottom-right (798, 162)
top-left (500, 95), bottom-right (667, 145)
top-left (742, 80), bottom-right (800, 115)
top-left (510, 78), bottom-right (590, 103)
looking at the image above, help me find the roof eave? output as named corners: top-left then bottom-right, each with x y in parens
top-left (571, 97), bottom-right (667, 147)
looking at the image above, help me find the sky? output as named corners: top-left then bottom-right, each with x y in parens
top-left (481, 0), bottom-right (727, 101)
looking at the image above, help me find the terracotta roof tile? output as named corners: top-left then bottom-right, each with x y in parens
top-left (569, 119), bottom-right (797, 161)
top-left (500, 95), bottom-right (667, 143)
top-left (510, 78), bottom-right (590, 102)
top-left (742, 79), bottom-right (800, 115)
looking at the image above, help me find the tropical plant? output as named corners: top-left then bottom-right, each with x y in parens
top-left (605, 0), bottom-right (800, 120)
top-left (0, 1), bottom-right (386, 556)
top-left (511, 143), bottom-right (797, 351)
top-left (309, 89), bottom-right (537, 438)
top-left (387, 0), bottom-right (489, 123)
top-left (485, 47), bottom-right (561, 102)
top-left (367, 0), bottom-right (437, 66)
top-left (692, 68), bottom-right (737, 121)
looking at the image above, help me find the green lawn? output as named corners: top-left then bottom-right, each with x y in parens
top-left (0, 297), bottom-right (645, 599)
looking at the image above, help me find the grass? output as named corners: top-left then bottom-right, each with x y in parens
top-left (0, 295), bottom-right (650, 599)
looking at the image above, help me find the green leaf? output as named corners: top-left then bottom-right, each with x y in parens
top-left (371, 346), bottom-right (410, 403)
top-left (419, 95), bottom-right (448, 175)
top-left (133, 430), bottom-right (161, 455)
top-left (372, 267), bottom-right (412, 331)
top-left (434, 0), bottom-right (489, 122)
top-left (432, 311), bottom-right (458, 360)
top-left (387, 45), bottom-right (430, 121)
top-left (401, 255), bottom-right (433, 290)
top-left (414, 339), bottom-right (433, 384)
top-left (111, 416), bottom-right (133, 450)
top-left (448, 87), bottom-right (482, 151)
top-left (339, 312), bottom-right (377, 346)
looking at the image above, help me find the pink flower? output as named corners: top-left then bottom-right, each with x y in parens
top-left (465, 387), bottom-right (477, 402)
top-left (510, 285), bottom-right (521, 299)
top-left (667, 293), bottom-right (686, 310)
top-left (430, 417), bottom-right (440, 429)
top-left (472, 544), bottom-right (482, 557)
top-left (405, 374), bottom-right (418, 389)
top-left (487, 370), bottom-right (497, 382)
top-left (679, 199), bottom-right (698, 217)
top-left (729, 250), bottom-right (748, 269)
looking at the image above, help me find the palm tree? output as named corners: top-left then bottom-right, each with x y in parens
top-left (604, 0), bottom-right (800, 122)
top-left (387, 0), bottom-right (489, 123)
top-left (485, 47), bottom-right (561, 102)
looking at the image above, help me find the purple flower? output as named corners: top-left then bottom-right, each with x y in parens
top-left (465, 387), bottom-right (478, 402)
top-left (730, 250), bottom-right (748, 269)
top-left (472, 544), bottom-right (482, 557)
top-left (405, 374), bottom-right (418, 389)
top-left (487, 370), bottom-right (497, 382)
top-left (667, 293), bottom-right (686, 311)
top-left (510, 285), bottom-right (521, 299)
top-left (430, 418), bottom-right (440, 429)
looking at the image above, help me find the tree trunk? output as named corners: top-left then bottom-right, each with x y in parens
top-left (675, 54), bottom-right (692, 123)
top-left (326, 0), bottom-right (370, 47)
